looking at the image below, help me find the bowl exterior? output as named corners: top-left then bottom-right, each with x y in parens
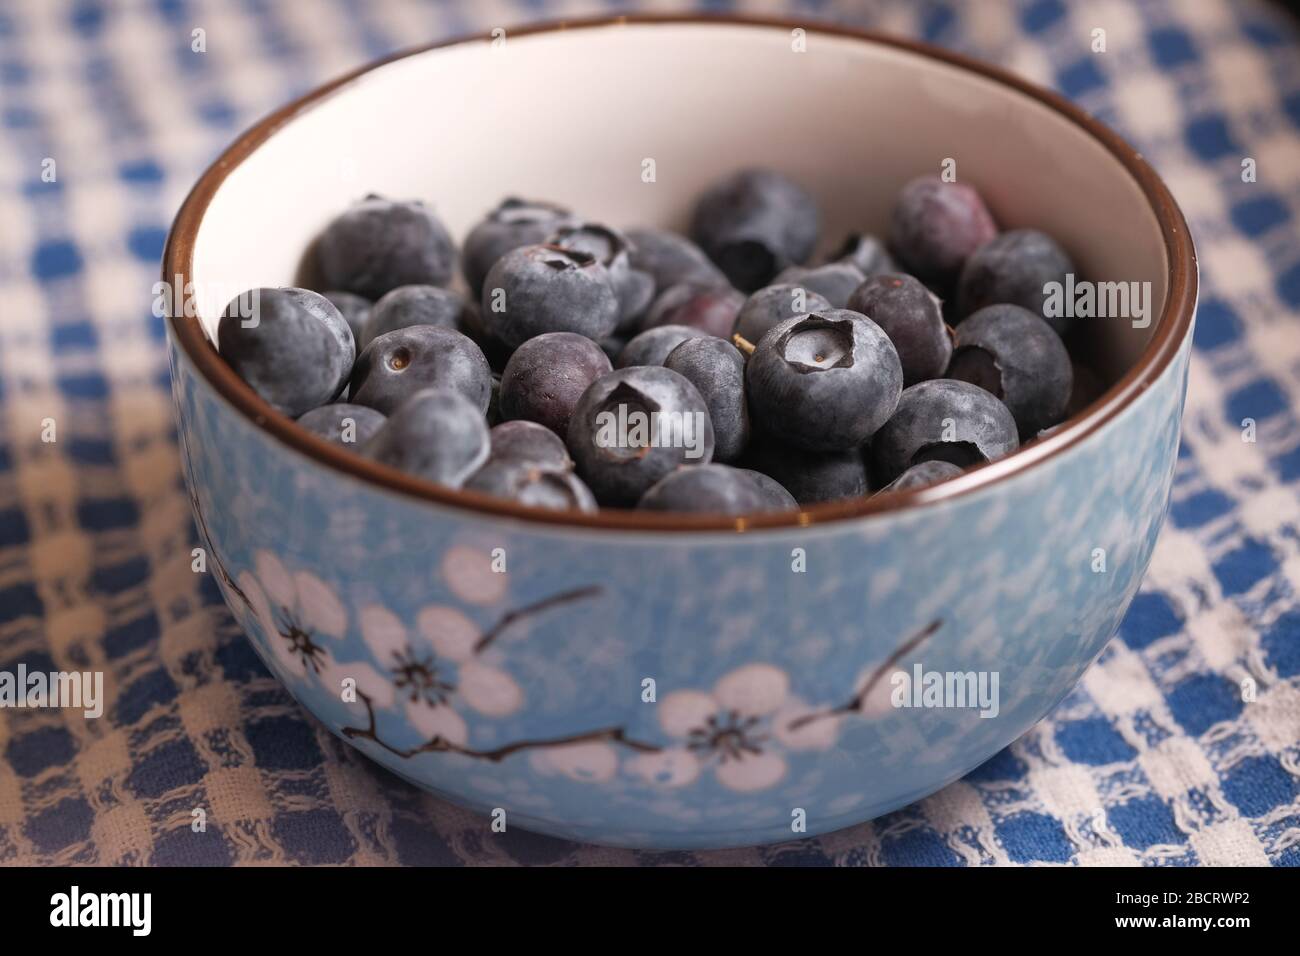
top-left (167, 319), bottom-right (1192, 848)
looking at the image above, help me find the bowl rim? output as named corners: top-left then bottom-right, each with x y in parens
top-left (163, 12), bottom-right (1198, 535)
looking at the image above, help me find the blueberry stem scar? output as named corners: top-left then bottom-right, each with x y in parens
top-left (731, 333), bottom-right (756, 356)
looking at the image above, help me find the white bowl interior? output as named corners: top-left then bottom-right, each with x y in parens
top-left (190, 21), bottom-right (1168, 382)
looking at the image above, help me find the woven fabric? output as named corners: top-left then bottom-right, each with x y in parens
top-left (0, 0), bottom-right (1297, 866)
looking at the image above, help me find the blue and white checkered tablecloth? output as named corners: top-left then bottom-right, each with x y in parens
top-left (0, 0), bottom-right (1298, 866)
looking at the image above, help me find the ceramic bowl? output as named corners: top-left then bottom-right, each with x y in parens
top-left (163, 15), bottom-right (1197, 848)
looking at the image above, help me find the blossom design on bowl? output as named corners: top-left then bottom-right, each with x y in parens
top-left (183, 424), bottom-right (943, 794)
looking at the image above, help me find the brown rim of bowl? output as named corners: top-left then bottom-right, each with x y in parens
top-left (163, 13), bottom-right (1197, 535)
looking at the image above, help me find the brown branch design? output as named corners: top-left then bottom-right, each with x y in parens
top-left (342, 606), bottom-right (941, 766)
top-left (787, 619), bottom-right (941, 731)
top-left (342, 690), bottom-right (662, 761)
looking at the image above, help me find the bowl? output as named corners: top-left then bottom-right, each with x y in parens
top-left (163, 14), bottom-right (1196, 848)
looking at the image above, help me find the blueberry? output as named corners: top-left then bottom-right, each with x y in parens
top-left (362, 387), bottom-right (489, 487)
top-left (321, 290), bottom-right (371, 344)
top-left (465, 458), bottom-right (597, 512)
top-left (735, 469), bottom-right (799, 511)
top-left (773, 262), bottom-right (865, 309)
top-left (733, 284), bottom-right (833, 344)
top-left (742, 438), bottom-right (868, 504)
top-left (360, 284), bottom-right (464, 350)
top-left (598, 334), bottom-right (628, 365)
top-left (644, 283), bottom-right (744, 339)
top-left (548, 221), bottom-right (650, 328)
top-left (349, 325), bottom-right (491, 415)
top-left (745, 310), bottom-right (903, 451)
top-left (847, 273), bottom-right (952, 386)
top-left (955, 229), bottom-right (1075, 332)
top-left (499, 331), bottom-right (612, 437)
top-left (462, 197), bottom-right (571, 297)
top-left (871, 379), bottom-right (1019, 485)
top-left (487, 373), bottom-right (502, 425)
top-left (297, 403), bottom-right (387, 449)
top-left (829, 233), bottom-right (896, 278)
top-left (615, 269), bottom-right (657, 332)
top-left (616, 324), bottom-right (711, 368)
top-left (877, 459), bottom-right (963, 494)
top-left (218, 287), bottom-right (354, 417)
top-left (890, 176), bottom-right (997, 286)
top-left (488, 420), bottom-right (572, 468)
top-left (664, 337), bottom-right (749, 462)
top-left (481, 244), bottom-right (619, 348)
top-left (637, 464), bottom-right (770, 514)
top-left (947, 304), bottom-right (1072, 437)
top-left (315, 196), bottom-right (456, 299)
top-left (691, 169), bottom-right (820, 291)
top-left (566, 366), bottom-right (715, 506)
top-left (456, 302), bottom-right (513, 372)
top-left (625, 227), bottom-right (727, 289)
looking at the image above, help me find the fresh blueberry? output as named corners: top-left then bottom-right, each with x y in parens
top-left (321, 290), bottom-right (371, 344)
top-left (745, 310), bottom-right (903, 451)
top-left (735, 469), bottom-right (799, 511)
top-left (773, 262), bottom-right (865, 309)
top-left (488, 420), bottom-right (572, 468)
top-left (599, 334), bottom-right (628, 365)
top-left (947, 303), bottom-right (1072, 437)
top-left (871, 379), bottom-right (1019, 485)
top-left (548, 222), bottom-right (651, 328)
top-left (350, 325), bottom-right (492, 415)
top-left (890, 176), bottom-right (997, 286)
top-left (625, 226), bottom-right (727, 289)
top-left (732, 284), bottom-right (833, 344)
top-left (637, 464), bottom-right (770, 514)
top-left (456, 301), bottom-right (513, 372)
top-left (499, 332), bottom-right (612, 437)
top-left (481, 244), bottom-right (619, 348)
top-left (955, 229), bottom-right (1075, 332)
top-left (691, 169), bottom-right (820, 292)
top-left (487, 373), bottom-right (502, 425)
top-left (462, 197), bottom-right (571, 298)
top-left (644, 283), bottom-right (744, 339)
top-left (664, 336), bottom-right (749, 462)
top-left (465, 458), bottom-right (597, 512)
top-left (616, 324), bottom-right (712, 368)
top-left (742, 438), bottom-right (868, 504)
top-left (566, 366), bottom-right (715, 506)
top-left (877, 459), bottom-right (963, 494)
top-left (615, 269), bottom-right (657, 332)
top-left (297, 403), bottom-right (387, 449)
top-left (315, 196), bottom-right (456, 299)
top-left (829, 233), bottom-right (896, 278)
top-left (362, 387), bottom-right (489, 487)
top-left (847, 273), bottom-right (952, 386)
top-left (218, 287), bottom-right (354, 417)
top-left (360, 284), bottom-right (464, 350)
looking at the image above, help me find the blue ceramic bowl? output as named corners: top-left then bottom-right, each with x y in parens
top-left (164, 16), bottom-right (1197, 848)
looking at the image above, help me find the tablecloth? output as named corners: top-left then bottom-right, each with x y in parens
top-left (0, 0), bottom-right (1297, 866)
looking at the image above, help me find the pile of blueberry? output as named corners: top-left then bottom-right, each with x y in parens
top-left (216, 170), bottom-right (1096, 515)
